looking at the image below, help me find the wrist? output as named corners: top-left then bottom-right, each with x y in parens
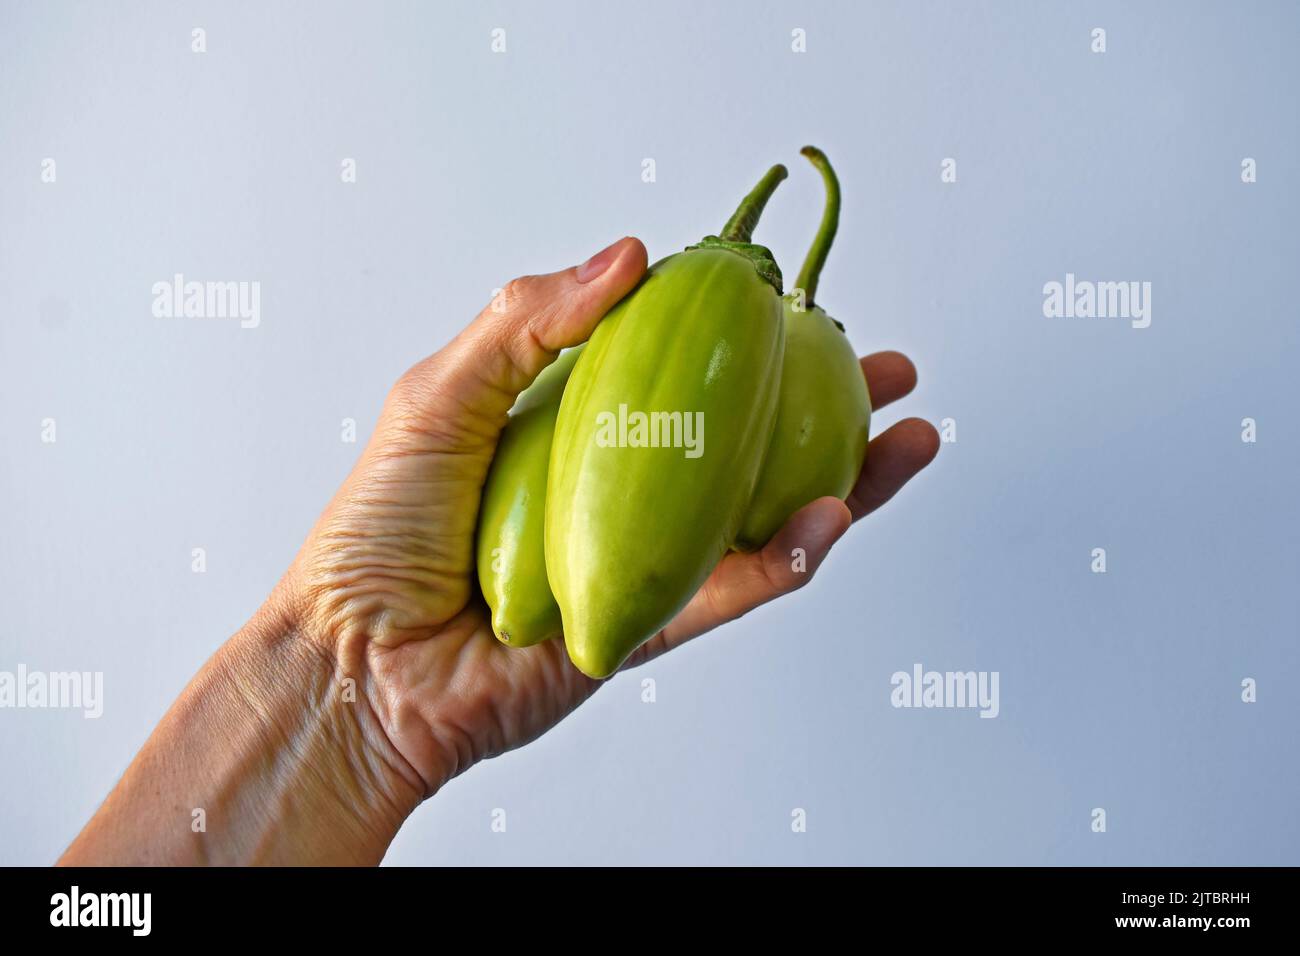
top-left (217, 594), bottom-right (426, 864)
top-left (59, 592), bottom-right (425, 866)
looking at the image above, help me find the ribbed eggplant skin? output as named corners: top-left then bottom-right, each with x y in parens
top-left (735, 299), bottom-right (870, 551)
top-left (475, 346), bottom-right (583, 647)
top-left (546, 248), bottom-right (785, 678)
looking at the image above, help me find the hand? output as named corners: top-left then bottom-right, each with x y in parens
top-left (59, 237), bottom-right (937, 865)
top-left (284, 236), bottom-right (939, 800)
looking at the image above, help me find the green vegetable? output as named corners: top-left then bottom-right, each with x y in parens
top-left (546, 165), bottom-right (789, 678)
top-left (736, 146), bottom-right (871, 551)
top-left (475, 346), bottom-right (582, 646)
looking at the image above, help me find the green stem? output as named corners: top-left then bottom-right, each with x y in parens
top-left (720, 164), bottom-right (788, 243)
top-left (794, 146), bottom-right (840, 308)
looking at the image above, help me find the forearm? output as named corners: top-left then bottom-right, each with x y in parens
top-left (58, 597), bottom-right (423, 866)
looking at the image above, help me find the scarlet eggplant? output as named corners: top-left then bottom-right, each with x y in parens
top-left (475, 346), bottom-right (582, 646)
top-left (546, 165), bottom-right (789, 678)
top-left (736, 146), bottom-right (871, 550)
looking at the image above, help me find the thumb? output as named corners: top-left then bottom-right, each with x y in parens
top-left (387, 236), bottom-right (648, 450)
top-left (479, 236), bottom-right (649, 374)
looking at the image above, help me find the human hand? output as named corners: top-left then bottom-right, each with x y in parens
top-left (59, 237), bottom-right (937, 866)
top-left (282, 236), bottom-right (939, 802)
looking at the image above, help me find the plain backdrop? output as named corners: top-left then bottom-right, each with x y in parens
top-left (1, 1), bottom-right (1296, 865)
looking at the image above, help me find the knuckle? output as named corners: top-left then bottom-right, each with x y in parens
top-left (391, 356), bottom-right (435, 404)
top-left (479, 311), bottom-right (553, 394)
top-left (765, 550), bottom-right (809, 594)
top-left (496, 274), bottom-right (541, 312)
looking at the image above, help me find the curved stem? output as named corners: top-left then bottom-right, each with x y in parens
top-left (720, 164), bottom-right (788, 243)
top-left (794, 146), bottom-right (840, 307)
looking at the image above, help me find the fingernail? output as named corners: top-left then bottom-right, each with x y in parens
top-left (576, 238), bottom-right (626, 283)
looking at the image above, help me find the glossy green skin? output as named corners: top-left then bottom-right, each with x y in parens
top-left (546, 248), bottom-right (785, 678)
top-left (475, 346), bottom-right (583, 647)
top-left (736, 297), bottom-right (871, 551)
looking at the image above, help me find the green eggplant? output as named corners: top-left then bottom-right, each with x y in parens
top-left (736, 146), bottom-right (871, 551)
top-left (546, 165), bottom-right (789, 678)
top-left (475, 346), bottom-right (583, 646)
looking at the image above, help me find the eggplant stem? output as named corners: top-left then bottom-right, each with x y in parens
top-left (720, 164), bottom-right (788, 243)
top-left (794, 146), bottom-right (840, 308)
